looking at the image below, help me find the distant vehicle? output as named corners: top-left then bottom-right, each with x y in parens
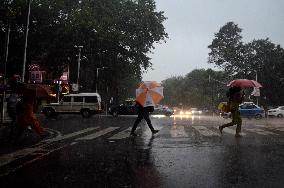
top-left (221, 103), bottom-right (265, 120)
top-left (41, 93), bottom-right (102, 118)
top-left (268, 106), bottom-right (284, 118)
top-left (152, 105), bottom-right (174, 116)
top-left (108, 100), bottom-right (137, 117)
top-left (191, 108), bottom-right (202, 115)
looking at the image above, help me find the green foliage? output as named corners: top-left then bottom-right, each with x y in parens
top-left (208, 21), bottom-right (284, 106)
top-left (162, 69), bottom-right (228, 109)
top-left (0, 0), bottom-right (168, 100)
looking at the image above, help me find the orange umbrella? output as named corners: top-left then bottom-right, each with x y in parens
top-left (136, 81), bottom-right (164, 107)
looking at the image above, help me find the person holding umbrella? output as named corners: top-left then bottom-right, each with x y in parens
top-left (130, 101), bottom-right (159, 136)
top-left (219, 86), bottom-right (244, 137)
top-left (14, 95), bottom-right (46, 140)
top-left (130, 81), bottom-right (163, 136)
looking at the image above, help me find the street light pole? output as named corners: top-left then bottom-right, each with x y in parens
top-left (256, 71), bottom-right (259, 106)
top-left (22, 0), bottom-right (31, 82)
top-left (75, 45), bottom-right (83, 87)
top-left (96, 68), bottom-right (99, 93)
top-left (1, 24), bottom-right (11, 124)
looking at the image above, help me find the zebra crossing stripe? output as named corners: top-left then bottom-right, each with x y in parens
top-left (275, 128), bottom-right (284, 132)
top-left (245, 128), bottom-right (278, 135)
top-left (44, 127), bottom-right (100, 143)
top-left (76, 127), bottom-right (119, 141)
top-left (193, 126), bottom-right (219, 137)
top-left (214, 126), bottom-right (246, 136)
top-left (170, 126), bottom-right (188, 138)
top-left (109, 128), bottom-right (131, 140)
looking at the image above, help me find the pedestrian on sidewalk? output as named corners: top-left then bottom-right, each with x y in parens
top-left (219, 86), bottom-right (244, 137)
top-left (14, 96), bottom-right (45, 140)
top-left (130, 101), bottom-right (159, 136)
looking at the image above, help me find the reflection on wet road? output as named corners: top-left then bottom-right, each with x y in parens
top-left (0, 115), bottom-right (283, 187)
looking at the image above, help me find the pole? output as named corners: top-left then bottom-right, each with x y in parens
top-left (1, 24), bottom-right (11, 124)
top-left (22, 0), bottom-right (31, 82)
top-left (67, 61), bottom-right (70, 84)
top-left (75, 46), bottom-right (83, 87)
top-left (256, 71), bottom-right (259, 105)
top-left (96, 68), bottom-right (99, 93)
top-left (4, 24), bottom-right (10, 80)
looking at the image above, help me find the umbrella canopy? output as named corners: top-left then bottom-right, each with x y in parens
top-left (22, 84), bottom-right (53, 98)
top-left (227, 79), bottom-right (262, 88)
top-left (136, 81), bottom-right (164, 107)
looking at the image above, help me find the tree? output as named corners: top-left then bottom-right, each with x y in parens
top-left (208, 21), bottom-right (284, 106)
top-left (0, 0), bottom-right (168, 100)
top-left (161, 69), bottom-right (228, 109)
top-left (208, 22), bottom-right (245, 77)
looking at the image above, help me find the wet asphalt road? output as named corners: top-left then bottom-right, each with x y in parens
top-left (0, 114), bottom-right (284, 188)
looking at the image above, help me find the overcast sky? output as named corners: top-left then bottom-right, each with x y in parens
top-left (142, 0), bottom-right (284, 82)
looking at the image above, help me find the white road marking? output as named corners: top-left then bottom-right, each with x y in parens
top-left (245, 128), bottom-right (278, 135)
top-left (275, 128), bottom-right (284, 132)
top-left (0, 144), bottom-right (71, 177)
top-left (170, 126), bottom-right (188, 138)
top-left (108, 128), bottom-right (135, 140)
top-left (76, 127), bottom-right (119, 141)
top-left (44, 127), bottom-right (99, 143)
top-left (0, 147), bottom-right (41, 167)
top-left (192, 126), bottom-right (219, 137)
top-left (214, 126), bottom-right (246, 136)
top-left (0, 127), bottom-right (99, 168)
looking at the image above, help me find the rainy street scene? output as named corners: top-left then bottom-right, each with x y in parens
top-left (1, 0), bottom-right (284, 188)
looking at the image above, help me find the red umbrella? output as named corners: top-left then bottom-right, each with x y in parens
top-left (227, 79), bottom-right (262, 88)
top-left (22, 84), bottom-right (53, 98)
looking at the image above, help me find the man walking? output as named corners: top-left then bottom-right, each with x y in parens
top-left (130, 101), bottom-right (159, 136)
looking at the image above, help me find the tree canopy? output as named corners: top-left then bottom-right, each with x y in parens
top-left (0, 0), bottom-right (168, 101)
top-left (208, 22), bottom-right (284, 106)
top-left (161, 69), bottom-right (228, 110)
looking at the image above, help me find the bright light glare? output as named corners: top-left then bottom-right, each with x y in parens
top-left (152, 114), bottom-right (166, 118)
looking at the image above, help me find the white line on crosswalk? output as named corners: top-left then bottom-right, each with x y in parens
top-left (192, 126), bottom-right (219, 137)
top-left (44, 127), bottom-right (100, 143)
top-left (0, 127), bottom-right (100, 167)
top-left (108, 128), bottom-right (132, 140)
top-left (214, 126), bottom-right (246, 136)
top-left (170, 126), bottom-right (188, 138)
top-left (245, 128), bottom-right (278, 135)
top-left (76, 127), bottom-right (119, 141)
top-left (275, 128), bottom-right (284, 132)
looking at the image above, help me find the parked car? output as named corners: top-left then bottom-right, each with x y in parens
top-left (151, 105), bottom-right (174, 116)
top-left (41, 93), bottom-right (102, 118)
top-left (239, 103), bottom-right (265, 119)
top-left (268, 106), bottom-right (284, 118)
top-left (108, 100), bottom-right (137, 117)
top-left (220, 103), bottom-right (265, 119)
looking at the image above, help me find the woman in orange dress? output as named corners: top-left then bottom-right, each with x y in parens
top-left (16, 96), bottom-right (44, 138)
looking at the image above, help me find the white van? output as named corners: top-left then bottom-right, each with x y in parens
top-left (41, 93), bottom-right (102, 118)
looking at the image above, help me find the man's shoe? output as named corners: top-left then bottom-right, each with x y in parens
top-left (130, 132), bottom-right (137, 137)
top-left (152, 130), bottom-right (159, 134)
top-left (219, 126), bottom-right (223, 135)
